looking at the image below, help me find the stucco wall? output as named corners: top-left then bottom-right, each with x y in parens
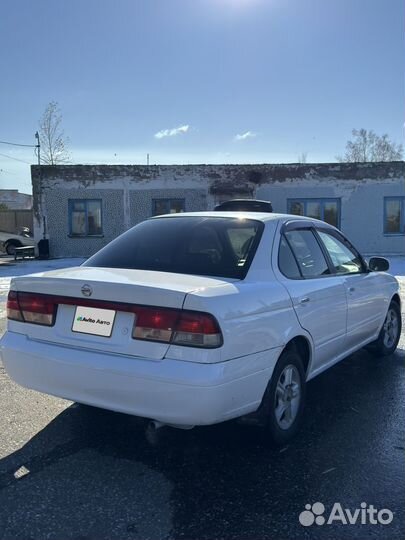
top-left (31, 162), bottom-right (405, 258)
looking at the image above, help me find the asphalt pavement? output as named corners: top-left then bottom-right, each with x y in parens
top-left (0, 266), bottom-right (404, 540)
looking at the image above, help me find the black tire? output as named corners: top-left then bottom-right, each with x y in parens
top-left (5, 240), bottom-right (21, 256)
top-left (369, 301), bottom-right (402, 357)
top-left (264, 347), bottom-right (306, 445)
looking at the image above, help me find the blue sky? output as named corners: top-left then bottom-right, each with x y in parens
top-left (1, 0), bottom-right (404, 193)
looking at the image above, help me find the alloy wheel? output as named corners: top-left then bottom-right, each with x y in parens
top-left (274, 364), bottom-right (301, 430)
top-left (383, 308), bottom-right (399, 349)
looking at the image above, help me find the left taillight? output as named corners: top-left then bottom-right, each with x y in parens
top-left (6, 291), bottom-right (23, 322)
top-left (7, 291), bottom-right (56, 326)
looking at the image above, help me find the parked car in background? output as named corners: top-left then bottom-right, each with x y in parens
top-left (0, 227), bottom-right (33, 255)
top-left (1, 212), bottom-right (401, 444)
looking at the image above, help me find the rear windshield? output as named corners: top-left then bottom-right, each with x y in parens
top-left (84, 216), bottom-right (264, 279)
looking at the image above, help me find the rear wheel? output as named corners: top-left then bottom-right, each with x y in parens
top-left (264, 348), bottom-right (306, 445)
top-left (370, 301), bottom-right (401, 356)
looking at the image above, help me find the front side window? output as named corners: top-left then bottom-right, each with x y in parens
top-left (152, 199), bottom-right (185, 216)
top-left (384, 197), bottom-right (405, 235)
top-left (84, 216), bottom-right (264, 279)
top-left (69, 199), bottom-right (102, 236)
top-left (284, 229), bottom-right (330, 278)
top-left (317, 231), bottom-right (364, 274)
top-left (288, 199), bottom-right (340, 228)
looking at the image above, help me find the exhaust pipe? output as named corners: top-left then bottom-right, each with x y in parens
top-left (148, 420), bottom-right (165, 431)
top-left (145, 420), bottom-right (195, 444)
top-left (147, 420), bottom-right (194, 431)
top-left (145, 420), bottom-right (165, 445)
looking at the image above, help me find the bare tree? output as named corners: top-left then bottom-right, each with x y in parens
top-left (337, 129), bottom-right (403, 162)
top-left (298, 152), bottom-right (308, 164)
top-left (38, 101), bottom-right (70, 164)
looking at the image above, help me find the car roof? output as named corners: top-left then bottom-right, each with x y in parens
top-left (151, 211), bottom-right (332, 226)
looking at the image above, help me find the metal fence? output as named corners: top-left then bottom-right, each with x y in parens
top-left (0, 210), bottom-right (33, 233)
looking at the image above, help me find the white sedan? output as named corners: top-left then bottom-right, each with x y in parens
top-left (1, 212), bottom-right (401, 444)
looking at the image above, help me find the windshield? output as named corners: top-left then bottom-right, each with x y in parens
top-left (84, 216), bottom-right (264, 279)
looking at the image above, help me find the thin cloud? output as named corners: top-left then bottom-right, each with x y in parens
top-left (234, 131), bottom-right (257, 141)
top-left (155, 125), bottom-right (190, 139)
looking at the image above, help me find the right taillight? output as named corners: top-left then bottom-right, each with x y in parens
top-left (132, 306), bottom-right (223, 348)
top-left (172, 311), bottom-right (222, 348)
top-left (133, 306), bottom-right (179, 343)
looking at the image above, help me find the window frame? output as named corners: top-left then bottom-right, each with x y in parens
top-left (68, 199), bottom-right (103, 237)
top-left (287, 198), bottom-right (341, 228)
top-left (152, 198), bottom-right (186, 216)
top-left (384, 196), bottom-right (405, 236)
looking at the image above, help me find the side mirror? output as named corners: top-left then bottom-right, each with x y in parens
top-left (368, 257), bottom-right (389, 272)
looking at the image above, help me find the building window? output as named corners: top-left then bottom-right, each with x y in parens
top-left (69, 199), bottom-right (103, 236)
top-left (384, 197), bottom-right (405, 235)
top-left (288, 198), bottom-right (340, 227)
top-left (152, 199), bottom-right (185, 216)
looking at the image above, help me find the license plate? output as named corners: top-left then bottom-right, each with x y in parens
top-left (72, 305), bottom-right (116, 337)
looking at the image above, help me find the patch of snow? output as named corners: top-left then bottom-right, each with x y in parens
top-left (0, 258), bottom-right (86, 311)
top-left (0, 257), bottom-right (85, 279)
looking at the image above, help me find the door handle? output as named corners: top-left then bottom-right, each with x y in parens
top-left (299, 297), bottom-right (310, 304)
top-left (348, 287), bottom-right (355, 293)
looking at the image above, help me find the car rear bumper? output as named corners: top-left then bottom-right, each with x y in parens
top-left (0, 331), bottom-right (281, 426)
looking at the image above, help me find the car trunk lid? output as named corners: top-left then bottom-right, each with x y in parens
top-left (10, 266), bottom-right (235, 360)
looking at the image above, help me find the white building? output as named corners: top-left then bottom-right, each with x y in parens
top-left (31, 162), bottom-right (405, 258)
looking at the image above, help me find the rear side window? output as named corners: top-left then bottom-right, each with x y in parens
top-left (285, 229), bottom-right (330, 278)
top-left (84, 216), bottom-right (264, 279)
top-left (278, 235), bottom-right (301, 279)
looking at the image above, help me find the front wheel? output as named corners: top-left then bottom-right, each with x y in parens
top-left (265, 348), bottom-right (306, 445)
top-left (5, 241), bottom-right (21, 256)
top-left (370, 301), bottom-right (402, 356)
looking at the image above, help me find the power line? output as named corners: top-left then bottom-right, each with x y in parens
top-left (0, 140), bottom-right (36, 148)
top-left (0, 152), bottom-right (32, 165)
